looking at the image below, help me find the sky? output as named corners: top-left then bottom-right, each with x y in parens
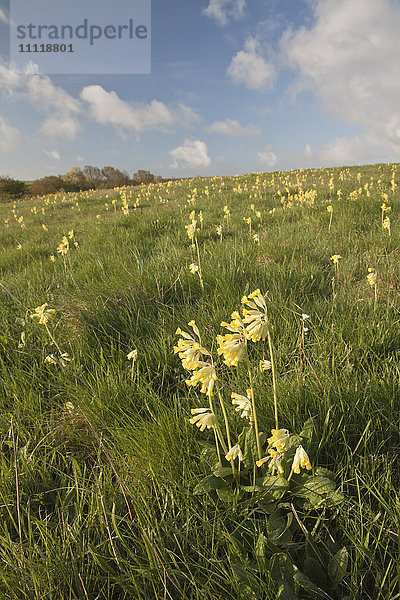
top-left (0, 0), bottom-right (400, 180)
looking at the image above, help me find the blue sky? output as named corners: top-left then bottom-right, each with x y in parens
top-left (0, 0), bottom-right (400, 180)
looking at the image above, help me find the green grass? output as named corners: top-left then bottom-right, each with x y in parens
top-left (0, 166), bottom-right (399, 598)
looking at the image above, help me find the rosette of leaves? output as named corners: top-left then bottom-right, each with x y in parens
top-left (194, 417), bottom-right (348, 599)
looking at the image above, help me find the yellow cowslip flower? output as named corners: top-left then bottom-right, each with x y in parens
top-left (241, 289), bottom-right (269, 342)
top-left (49, 254), bottom-right (55, 262)
top-left (189, 408), bottom-right (217, 432)
top-left (225, 444), bottom-right (243, 462)
top-left (367, 268), bottom-right (376, 286)
top-left (253, 233), bottom-right (260, 244)
top-left (217, 312), bottom-right (247, 366)
top-left (383, 216), bottom-right (391, 231)
top-left (327, 205), bottom-right (333, 213)
top-left (185, 361), bottom-right (217, 396)
top-left (174, 322), bottom-right (210, 370)
top-left (189, 263), bottom-right (199, 274)
top-left (291, 445), bottom-right (312, 474)
top-left (42, 224), bottom-right (48, 231)
top-left (231, 390), bottom-right (253, 421)
top-left (16, 243), bottom-right (22, 250)
top-left (127, 349), bottom-right (138, 362)
top-left (216, 224), bottom-right (222, 236)
top-left (185, 219), bottom-right (197, 240)
top-left (45, 354), bottom-right (57, 365)
top-left (259, 359), bottom-right (272, 371)
top-left (68, 229), bottom-right (74, 239)
top-left (244, 216), bottom-right (252, 225)
top-left (267, 428), bottom-right (290, 452)
top-left (256, 448), bottom-right (284, 474)
top-left (59, 353), bottom-right (72, 367)
top-left (255, 210), bottom-right (261, 219)
top-left (57, 236), bottom-right (69, 255)
top-left (30, 303), bottom-right (55, 325)
top-left (330, 254), bottom-right (342, 265)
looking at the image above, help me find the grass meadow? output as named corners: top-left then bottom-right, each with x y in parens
top-left (0, 164), bottom-right (399, 599)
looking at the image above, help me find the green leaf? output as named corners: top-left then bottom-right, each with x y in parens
top-left (193, 474), bottom-right (228, 495)
top-left (255, 532), bottom-right (267, 567)
top-left (329, 547), bottom-right (348, 587)
top-left (216, 487), bottom-right (235, 502)
top-left (199, 441), bottom-right (219, 470)
top-left (240, 426), bottom-right (260, 468)
top-left (291, 474), bottom-right (336, 508)
top-left (299, 417), bottom-right (318, 453)
top-left (259, 475), bottom-right (289, 501)
top-left (270, 552), bottom-right (295, 584)
top-left (277, 580), bottom-right (298, 599)
top-left (293, 566), bottom-right (321, 596)
top-left (231, 564), bottom-right (261, 597)
top-left (213, 466), bottom-right (234, 478)
top-left (267, 510), bottom-right (293, 546)
top-left (302, 557), bottom-right (328, 590)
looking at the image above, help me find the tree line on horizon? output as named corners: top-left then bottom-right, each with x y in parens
top-left (0, 166), bottom-right (167, 200)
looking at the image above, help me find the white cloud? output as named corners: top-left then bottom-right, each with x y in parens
top-left (208, 118), bottom-right (261, 137)
top-left (203, 0), bottom-right (246, 25)
top-left (0, 7), bottom-right (9, 23)
top-left (169, 139), bottom-right (211, 169)
top-left (40, 114), bottom-right (81, 141)
top-left (80, 85), bottom-right (200, 132)
top-left (227, 37), bottom-right (275, 90)
top-left (43, 149), bottom-right (61, 160)
top-left (0, 117), bottom-right (20, 152)
top-left (258, 147), bottom-right (277, 168)
top-left (300, 135), bottom-right (397, 169)
top-left (282, 0), bottom-right (400, 157)
top-left (0, 61), bottom-right (81, 140)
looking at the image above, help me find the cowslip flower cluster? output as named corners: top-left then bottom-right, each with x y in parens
top-left (174, 321), bottom-right (216, 396)
top-left (231, 390), bottom-right (253, 422)
top-left (189, 408), bottom-right (217, 431)
top-left (57, 236), bottom-right (69, 255)
top-left (241, 289), bottom-right (269, 342)
top-left (217, 312), bottom-right (247, 366)
top-left (185, 211), bottom-right (197, 241)
top-left (30, 303), bottom-right (55, 325)
top-left (256, 428), bottom-right (312, 476)
top-left (367, 268), bottom-right (377, 286)
top-left (330, 254), bottom-right (342, 265)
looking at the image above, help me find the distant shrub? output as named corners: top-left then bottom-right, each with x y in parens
top-left (101, 166), bottom-right (130, 188)
top-left (0, 175), bottom-right (27, 201)
top-left (132, 169), bottom-right (156, 185)
top-left (29, 175), bottom-right (77, 197)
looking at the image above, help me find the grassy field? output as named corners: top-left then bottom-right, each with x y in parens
top-left (0, 164), bottom-right (399, 599)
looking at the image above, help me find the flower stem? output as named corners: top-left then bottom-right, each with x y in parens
top-left (216, 387), bottom-right (235, 474)
top-left (217, 387), bottom-right (232, 451)
top-left (213, 429), bottom-right (222, 467)
top-left (194, 235), bottom-right (204, 291)
top-left (208, 395), bottom-right (228, 455)
top-left (246, 362), bottom-right (262, 462)
top-left (45, 324), bottom-right (62, 354)
top-left (267, 328), bottom-right (279, 431)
